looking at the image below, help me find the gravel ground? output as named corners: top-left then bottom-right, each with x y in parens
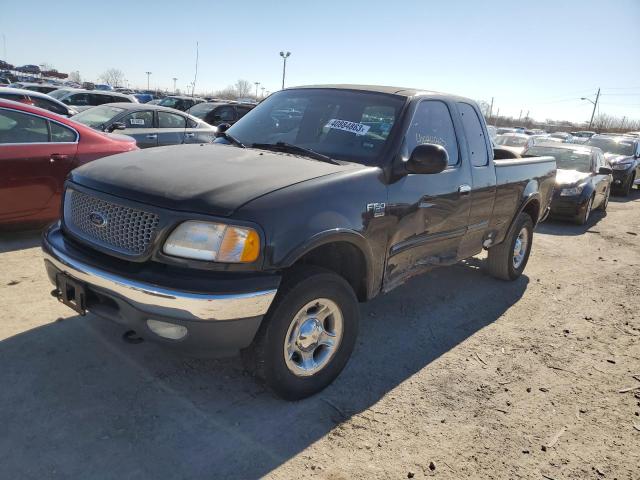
top-left (1, 191), bottom-right (639, 480)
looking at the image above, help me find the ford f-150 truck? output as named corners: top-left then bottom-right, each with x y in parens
top-left (42, 85), bottom-right (556, 400)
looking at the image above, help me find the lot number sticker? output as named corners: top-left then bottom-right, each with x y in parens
top-left (129, 118), bottom-right (146, 125)
top-left (326, 119), bottom-right (370, 136)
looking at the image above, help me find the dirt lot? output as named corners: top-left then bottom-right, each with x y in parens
top-left (1, 192), bottom-right (639, 480)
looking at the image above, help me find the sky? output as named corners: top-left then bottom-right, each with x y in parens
top-left (1, 0), bottom-right (639, 124)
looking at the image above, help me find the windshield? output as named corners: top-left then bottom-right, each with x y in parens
top-left (49, 89), bottom-right (71, 99)
top-left (159, 97), bottom-right (183, 109)
top-left (187, 103), bottom-right (216, 119)
top-left (586, 137), bottom-right (634, 156)
top-left (221, 88), bottom-right (405, 164)
top-left (73, 105), bottom-right (125, 128)
top-left (527, 146), bottom-right (592, 173)
top-left (495, 135), bottom-right (528, 147)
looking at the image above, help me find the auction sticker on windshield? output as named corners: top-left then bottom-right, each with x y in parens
top-left (326, 119), bottom-right (370, 136)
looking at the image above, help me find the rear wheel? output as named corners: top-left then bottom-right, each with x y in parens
top-left (487, 212), bottom-right (534, 281)
top-left (575, 195), bottom-right (594, 225)
top-left (242, 266), bottom-right (359, 400)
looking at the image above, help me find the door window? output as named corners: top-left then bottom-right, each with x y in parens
top-left (405, 101), bottom-right (459, 166)
top-left (50, 122), bottom-right (77, 142)
top-left (31, 97), bottom-right (68, 116)
top-left (121, 111), bottom-right (154, 129)
top-left (458, 103), bottom-right (489, 167)
top-left (0, 109), bottom-right (49, 143)
top-left (236, 106), bottom-right (252, 119)
top-left (158, 111), bottom-right (187, 128)
top-left (66, 93), bottom-right (90, 106)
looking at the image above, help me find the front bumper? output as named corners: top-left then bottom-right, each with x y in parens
top-left (549, 193), bottom-right (587, 218)
top-left (611, 169), bottom-right (633, 190)
top-left (42, 224), bottom-right (280, 356)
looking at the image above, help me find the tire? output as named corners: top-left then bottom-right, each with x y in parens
top-left (242, 266), bottom-right (359, 401)
top-left (575, 195), bottom-right (594, 225)
top-left (623, 175), bottom-right (634, 197)
top-left (487, 212), bottom-right (534, 281)
top-left (599, 188), bottom-right (610, 211)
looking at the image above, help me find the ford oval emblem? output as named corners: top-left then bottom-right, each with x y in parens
top-left (89, 211), bottom-right (107, 227)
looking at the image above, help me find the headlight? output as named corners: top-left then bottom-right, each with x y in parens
top-left (612, 162), bottom-right (632, 170)
top-left (560, 186), bottom-right (584, 196)
top-left (163, 221), bottom-right (260, 263)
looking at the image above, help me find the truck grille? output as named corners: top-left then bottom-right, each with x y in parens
top-left (63, 189), bottom-right (160, 256)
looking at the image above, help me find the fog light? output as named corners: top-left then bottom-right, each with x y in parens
top-left (146, 319), bottom-right (188, 340)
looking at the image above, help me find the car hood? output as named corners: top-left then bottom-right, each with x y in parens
top-left (69, 143), bottom-right (358, 216)
top-left (604, 153), bottom-right (632, 164)
top-left (555, 169), bottom-right (590, 186)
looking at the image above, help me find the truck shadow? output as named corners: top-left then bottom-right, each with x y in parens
top-left (536, 210), bottom-right (606, 236)
top-left (0, 262), bottom-right (528, 479)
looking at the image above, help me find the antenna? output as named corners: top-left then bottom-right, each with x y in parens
top-left (191, 41), bottom-right (199, 98)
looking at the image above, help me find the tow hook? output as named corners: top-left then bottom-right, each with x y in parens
top-left (122, 330), bottom-right (144, 344)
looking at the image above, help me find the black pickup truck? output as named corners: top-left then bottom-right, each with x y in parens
top-left (42, 85), bottom-right (555, 400)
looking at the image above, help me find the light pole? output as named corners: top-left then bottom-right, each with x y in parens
top-left (172, 77), bottom-right (177, 93)
top-left (279, 51), bottom-right (291, 90)
top-left (254, 81), bottom-right (260, 100)
top-left (145, 71), bottom-right (152, 90)
top-left (261, 86), bottom-right (265, 99)
top-left (581, 88), bottom-right (600, 129)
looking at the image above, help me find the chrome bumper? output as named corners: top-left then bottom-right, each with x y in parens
top-left (43, 242), bottom-right (277, 322)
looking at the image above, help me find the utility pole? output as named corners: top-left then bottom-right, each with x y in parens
top-left (279, 51), bottom-right (291, 90)
top-left (488, 97), bottom-right (494, 122)
top-left (587, 88), bottom-right (600, 129)
top-left (145, 71), bottom-right (152, 90)
top-left (172, 77), bottom-right (177, 93)
top-left (518, 110), bottom-right (522, 122)
top-left (621, 116), bottom-right (626, 131)
top-left (254, 81), bottom-right (260, 100)
top-left (495, 108), bottom-right (500, 126)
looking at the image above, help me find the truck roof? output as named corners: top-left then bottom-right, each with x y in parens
top-left (288, 84), bottom-right (472, 102)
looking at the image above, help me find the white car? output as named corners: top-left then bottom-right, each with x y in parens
top-left (494, 133), bottom-right (533, 155)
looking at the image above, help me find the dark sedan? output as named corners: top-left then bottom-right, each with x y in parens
top-left (72, 103), bottom-right (217, 148)
top-left (585, 135), bottom-right (640, 196)
top-left (523, 144), bottom-right (612, 224)
top-left (185, 101), bottom-right (254, 126)
top-left (157, 95), bottom-right (204, 111)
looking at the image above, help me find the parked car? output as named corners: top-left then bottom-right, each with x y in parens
top-left (549, 132), bottom-right (574, 143)
top-left (15, 64), bottom-right (41, 75)
top-left (48, 88), bottom-right (138, 112)
top-left (94, 84), bottom-right (114, 91)
top-left (523, 144), bottom-right (612, 224)
top-left (585, 134), bottom-right (640, 195)
top-left (7, 82), bottom-right (58, 94)
top-left (496, 127), bottom-right (516, 134)
top-left (133, 93), bottom-right (154, 103)
top-left (185, 101), bottom-right (255, 126)
top-left (42, 84), bottom-right (556, 399)
top-left (0, 99), bottom-right (138, 227)
top-left (157, 95), bottom-right (204, 111)
top-left (146, 99), bottom-right (162, 105)
top-left (72, 103), bottom-right (217, 148)
top-left (494, 132), bottom-right (533, 155)
top-left (0, 87), bottom-right (78, 116)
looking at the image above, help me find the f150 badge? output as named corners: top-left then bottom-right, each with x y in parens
top-left (367, 203), bottom-right (386, 218)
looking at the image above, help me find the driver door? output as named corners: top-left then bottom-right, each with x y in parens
top-left (117, 110), bottom-right (157, 148)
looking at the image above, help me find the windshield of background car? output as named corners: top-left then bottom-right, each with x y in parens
top-left (495, 135), bottom-right (528, 147)
top-left (527, 146), bottom-right (592, 173)
top-left (585, 137), bottom-right (634, 156)
top-left (48, 89), bottom-right (70, 99)
top-left (159, 97), bottom-right (183, 109)
top-left (73, 105), bottom-right (125, 128)
top-left (223, 89), bottom-right (405, 164)
top-left (187, 103), bottom-right (216, 119)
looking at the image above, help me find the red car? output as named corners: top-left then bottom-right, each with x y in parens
top-left (0, 99), bottom-right (138, 228)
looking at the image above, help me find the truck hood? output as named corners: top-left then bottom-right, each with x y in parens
top-left (604, 153), bottom-right (632, 165)
top-left (69, 143), bottom-right (356, 216)
top-left (555, 169), bottom-right (589, 186)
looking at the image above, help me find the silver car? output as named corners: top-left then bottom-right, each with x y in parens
top-left (72, 103), bottom-right (217, 148)
top-left (48, 88), bottom-right (138, 112)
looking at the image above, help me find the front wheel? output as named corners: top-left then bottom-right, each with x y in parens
top-left (599, 188), bottom-right (610, 211)
top-left (242, 266), bottom-right (359, 401)
top-left (575, 195), bottom-right (594, 225)
top-left (486, 212), bottom-right (534, 281)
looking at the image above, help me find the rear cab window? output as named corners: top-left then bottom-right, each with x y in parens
top-left (458, 102), bottom-right (489, 167)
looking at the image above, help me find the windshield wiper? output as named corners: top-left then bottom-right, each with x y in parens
top-left (218, 131), bottom-right (245, 148)
top-left (251, 142), bottom-right (339, 165)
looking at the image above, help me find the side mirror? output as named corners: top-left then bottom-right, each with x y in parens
top-left (107, 122), bottom-right (126, 133)
top-left (406, 144), bottom-right (449, 174)
top-left (215, 123), bottom-right (231, 136)
top-left (598, 166), bottom-right (612, 175)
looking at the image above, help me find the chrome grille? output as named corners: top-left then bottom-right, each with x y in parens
top-left (64, 189), bottom-right (160, 256)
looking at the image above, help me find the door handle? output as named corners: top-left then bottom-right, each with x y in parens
top-left (458, 184), bottom-right (471, 195)
top-left (50, 153), bottom-right (68, 163)
top-left (184, 132), bottom-right (195, 138)
top-left (146, 134), bottom-right (157, 139)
